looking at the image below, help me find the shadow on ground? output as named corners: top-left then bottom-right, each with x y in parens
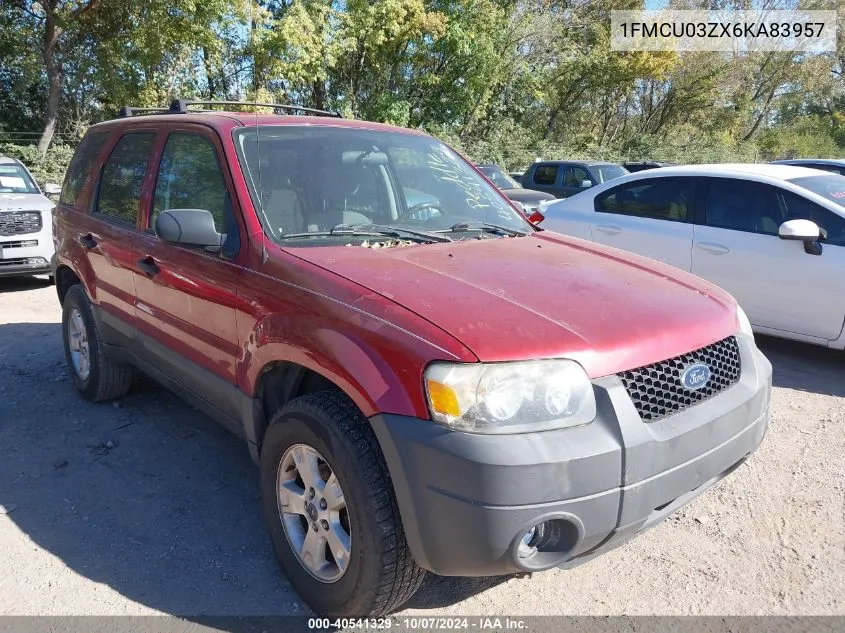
top-left (0, 322), bottom-right (519, 623)
top-left (0, 276), bottom-right (53, 293)
top-left (755, 334), bottom-right (845, 398)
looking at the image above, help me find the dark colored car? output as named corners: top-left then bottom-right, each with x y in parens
top-left (622, 161), bottom-right (676, 173)
top-left (770, 159), bottom-right (845, 176)
top-left (54, 100), bottom-right (771, 617)
top-left (520, 161), bottom-right (628, 198)
top-left (475, 163), bottom-right (555, 212)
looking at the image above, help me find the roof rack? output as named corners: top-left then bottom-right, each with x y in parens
top-left (118, 100), bottom-right (343, 119)
top-left (171, 100), bottom-right (342, 118)
top-left (118, 106), bottom-right (172, 118)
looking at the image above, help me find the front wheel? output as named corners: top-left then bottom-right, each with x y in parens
top-left (260, 391), bottom-right (424, 617)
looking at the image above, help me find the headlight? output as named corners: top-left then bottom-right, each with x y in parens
top-left (736, 304), bottom-right (753, 338)
top-left (424, 360), bottom-right (596, 434)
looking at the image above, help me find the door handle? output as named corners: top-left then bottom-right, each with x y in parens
top-left (695, 242), bottom-right (730, 255)
top-left (595, 224), bottom-right (622, 235)
top-left (137, 256), bottom-right (160, 276)
top-left (78, 233), bottom-right (98, 249)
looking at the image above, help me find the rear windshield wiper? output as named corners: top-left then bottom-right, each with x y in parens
top-left (440, 222), bottom-right (529, 237)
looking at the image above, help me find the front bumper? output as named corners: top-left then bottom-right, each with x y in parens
top-left (370, 336), bottom-right (771, 576)
top-left (0, 217), bottom-right (54, 277)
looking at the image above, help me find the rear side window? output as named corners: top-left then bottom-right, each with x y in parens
top-left (60, 132), bottom-right (109, 206)
top-left (595, 177), bottom-right (692, 222)
top-left (704, 179), bottom-right (782, 235)
top-left (95, 132), bottom-right (156, 225)
top-left (533, 165), bottom-right (559, 185)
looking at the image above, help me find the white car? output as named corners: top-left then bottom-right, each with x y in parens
top-left (538, 163), bottom-right (845, 348)
top-left (0, 156), bottom-right (61, 279)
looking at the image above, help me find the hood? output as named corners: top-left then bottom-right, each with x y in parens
top-left (291, 233), bottom-right (739, 378)
top-left (0, 192), bottom-right (54, 212)
top-left (503, 188), bottom-right (556, 204)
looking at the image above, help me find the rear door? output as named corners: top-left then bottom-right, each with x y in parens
top-left (691, 177), bottom-right (845, 341)
top-left (525, 163), bottom-right (561, 197)
top-left (589, 176), bottom-right (695, 270)
top-left (132, 124), bottom-right (246, 421)
top-left (84, 130), bottom-right (158, 344)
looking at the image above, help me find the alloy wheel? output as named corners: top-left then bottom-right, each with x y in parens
top-left (277, 443), bottom-right (352, 582)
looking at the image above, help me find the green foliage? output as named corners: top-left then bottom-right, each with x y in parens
top-left (0, 143), bottom-right (75, 186)
top-left (0, 0), bottom-right (842, 172)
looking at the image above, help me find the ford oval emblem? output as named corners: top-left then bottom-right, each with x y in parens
top-left (681, 363), bottom-right (711, 391)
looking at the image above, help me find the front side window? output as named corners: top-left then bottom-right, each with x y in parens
top-left (533, 165), bottom-right (559, 186)
top-left (95, 132), bottom-right (156, 225)
top-left (61, 132), bottom-right (109, 205)
top-left (0, 163), bottom-right (38, 194)
top-left (595, 177), bottom-right (691, 222)
top-left (562, 166), bottom-right (591, 188)
top-left (234, 126), bottom-right (531, 246)
top-left (152, 133), bottom-right (229, 231)
top-left (704, 179), bottom-right (782, 235)
top-left (780, 189), bottom-right (845, 247)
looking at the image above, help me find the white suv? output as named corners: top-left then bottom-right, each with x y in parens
top-left (0, 156), bottom-right (61, 279)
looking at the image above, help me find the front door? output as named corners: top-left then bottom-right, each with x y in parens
top-left (691, 177), bottom-right (845, 341)
top-left (132, 126), bottom-right (245, 419)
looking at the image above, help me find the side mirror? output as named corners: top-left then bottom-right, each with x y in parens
top-left (580, 179), bottom-right (592, 188)
top-left (778, 219), bottom-right (819, 241)
top-left (155, 209), bottom-right (222, 249)
top-left (778, 219), bottom-right (822, 256)
top-left (43, 183), bottom-right (61, 196)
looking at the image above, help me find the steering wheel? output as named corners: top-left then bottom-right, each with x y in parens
top-left (398, 201), bottom-right (445, 223)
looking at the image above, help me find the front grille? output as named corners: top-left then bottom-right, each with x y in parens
top-left (0, 257), bottom-right (28, 267)
top-left (0, 211), bottom-right (42, 236)
top-left (0, 239), bottom-right (38, 249)
top-left (619, 336), bottom-right (741, 422)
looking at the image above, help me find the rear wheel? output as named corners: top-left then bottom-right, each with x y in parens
top-left (61, 284), bottom-right (133, 401)
top-left (260, 391), bottom-right (424, 616)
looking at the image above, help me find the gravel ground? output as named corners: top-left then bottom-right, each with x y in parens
top-left (0, 276), bottom-right (843, 618)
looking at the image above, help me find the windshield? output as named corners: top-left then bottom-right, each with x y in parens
top-left (594, 165), bottom-right (628, 184)
top-left (477, 165), bottom-right (519, 190)
top-left (233, 126), bottom-right (532, 245)
top-left (789, 174), bottom-right (845, 209)
top-left (0, 163), bottom-right (38, 194)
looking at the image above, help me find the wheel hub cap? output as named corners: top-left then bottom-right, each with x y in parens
top-left (277, 443), bottom-right (351, 583)
top-left (67, 308), bottom-right (90, 381)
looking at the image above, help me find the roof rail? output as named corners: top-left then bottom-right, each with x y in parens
top-left (169, 100), bottom-right (343, 118)
top-left (118, 106), bottom-right (172, 118)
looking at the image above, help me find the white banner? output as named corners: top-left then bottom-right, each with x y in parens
top-left (611, 10), bottom-right (838, 53)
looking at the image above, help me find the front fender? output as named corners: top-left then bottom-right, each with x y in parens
top-left (242, 313), bottom-right (445, 420)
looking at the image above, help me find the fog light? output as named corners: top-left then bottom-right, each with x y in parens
top-left (26, 257), bottom-right (47, 265)
top-left (517, 523), bottom-right (545, 558)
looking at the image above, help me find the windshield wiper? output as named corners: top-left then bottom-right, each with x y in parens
top-left (278, 224), bottom-right (452, 243)
top-left (362, 224), bottom-right (452, 243)
top-left (440, 221), bottom-right (529, 237)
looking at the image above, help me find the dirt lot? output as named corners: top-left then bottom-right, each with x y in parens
top-left (0, 276), bottom-right (843, 617)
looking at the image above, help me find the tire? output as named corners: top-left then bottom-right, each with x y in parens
top-left (260, 391), bottom-right (425, 617)
top-left (61, 284), bottom-right (133, 402)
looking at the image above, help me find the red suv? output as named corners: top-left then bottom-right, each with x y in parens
top-left (54, 101), bottom-right (772, 617)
